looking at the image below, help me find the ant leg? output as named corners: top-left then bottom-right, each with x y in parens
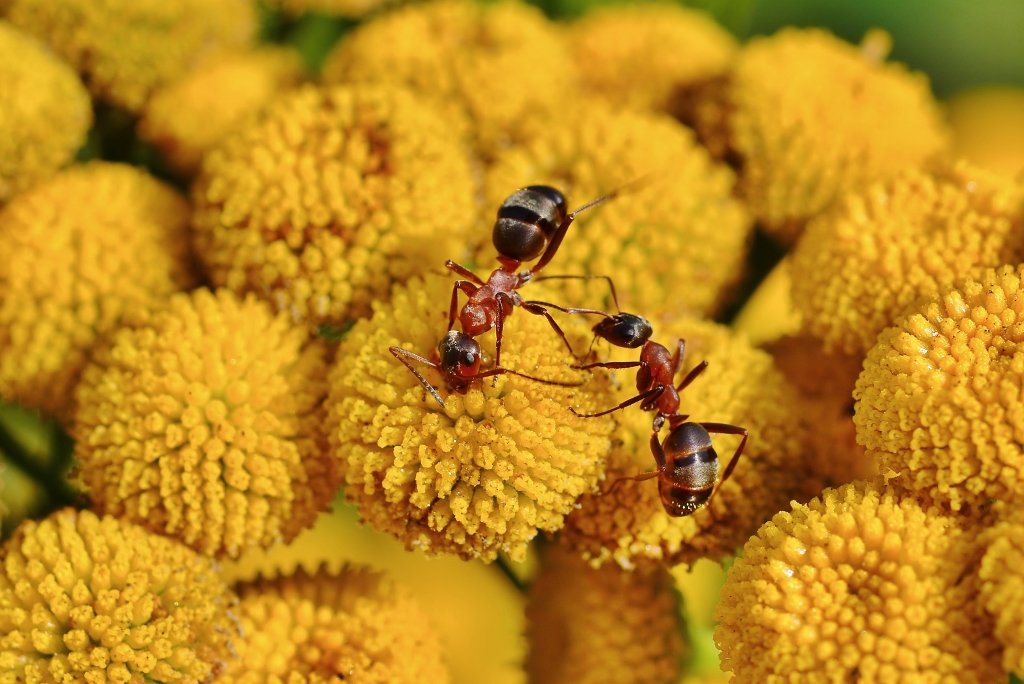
top-left (572, 359), bottom-right (642, 371)
top-left (389, 346), bottom-right (445, 408)
top-left (532, 274), bottom-right (622, 312)
top-left (600, 470), bottom-right (659, 497)
top-left (522, 299), bottom-right (610, 319)
top-left (570, 386), bottom-right (665, 419)
top-left (701, 422), bottom-right (749, 508)
top-left (675, 360), bottom-right (708, 393)
top-left (444, 259), bottom-right (486, 286)
top-left (475, 366), bottom-right (584, 388)
top-left (670, 339), bottom-right (686, 376)
top-left (521, 301), bottom-right (579, 358)
top-left (448, 280), bottom-right (479, 331)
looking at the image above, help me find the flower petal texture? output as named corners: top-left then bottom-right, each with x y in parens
top-left (0, 21), bottom-right (91, 203)
top-left (715, 483), bottom-right (1002, 682)
top-left (221, 565), bottom-right (449, 683)
top-left (0, 508), bottom-right (237, 682)
top-left (191, 83), bottom-right (476, 326)
top-left (854, 264), bottom-right (1024, 513)
top-left (978, 507), bottom-right (1024, 674)
top-left (792, 161), bottom-right (1024, 355)
top-left (325, 275), bottom-right (616, 562)
top-left (72, 288), bottom-right (335, 558)
top-left (0, 162), bottom-right (196, 420)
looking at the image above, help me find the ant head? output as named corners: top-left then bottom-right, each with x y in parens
top-left (492, 185), bottom-right (568, 262)
top-left (592, 312), bottom-right (653, 349)
top-left (438, 330), bottom-right (483, 385)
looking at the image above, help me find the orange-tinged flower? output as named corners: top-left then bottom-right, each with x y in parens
top-left (715, 483), bottom-right (1002, 682)
top-left (221, 565), bottom-right (449, 682)
top-left (854, 264), bottom-right (1024, 513)
top-left (325, 275), bottom-right (616, 563)
top-left (792, 160), bottom-right (1024, 355)
top-left (138, 47), bottom-right (304, 176)
top-left (526, 547), bottom-right (685, 684)
top-left (2, 0), bottom-right (256, 112)
top-left (948, 86), bottom-right (1024, 179)
top-left (0, 508), bottom-right (237, 682)
top-left (191, 83), bottom-right (476, 326)
top-left (978, 506), bottom-right (1024, 675)
top-left (0, 162), bottom-right (196, 421)
top-left (73, 288), bottom-right (335, 558)
top-left (0, 21), bottom-right (91, 203)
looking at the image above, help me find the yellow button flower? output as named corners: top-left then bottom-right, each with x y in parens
top-left (855, 264), bottom-right (1024, 513)
top-left (0, 162), bottom-right (196, 421)
top-left (325, 275), bottom-right (616, 563)
top-left (567, 2), bottom-right (736, 114)
top-left (948, 86), bottom-right (1024, 179)
top-left (792, 161), bottom-right (1024, 355)
top-left (192, 83), bottom-right (476, 327)
top-left (138, 47), bottom-right (304, 176)
top-left (221, 565), bottom-right (449, 682)
top-left (715, 483), bottom-right (1002, 682)
top-left (560, 316), bottom-right (810, 569)
top-left (485, 103), bottom-right (751, 321)
top-left (692, 28), bottom-right (947, 244)
top-left (0, 21), bottom-right (91, 203)
top-left (73, 288), bottom-right (335, 559)
top-left (526, 547), bottom-right (685, 684)
top-left (266, 0), bottom-right (396, 17)
top-left (321, 0), bottom-right (574, 155)
top-left (978, 507), bottom-right (1024, 675)
top-left (0, 508), bottom-right (237, 682)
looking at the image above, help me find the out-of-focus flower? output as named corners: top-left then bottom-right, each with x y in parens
top-left (221, 565), bottom-right (449, 682)
top-left (321, 0), bottom-right (574, 155)
top-left (138, 47), bottom-right (304, 176)
top-left (0, 508), bottom-right (237, 682)
top-left (265, 0), bottom-right (397, 18)
top-left (526, 546), bottom-right (685, 684)
top-left (192, 83), bottom-right (475, 326)
top-left (560, 316), bottom-right (810, 569)
top-left (73, 288), bottom-right (334, 558)
top-left (715, 482), bottom-right (1002, 682)
top-left (1, 0), bottom-right (256, 112)
top-left (730, 259), bottom-right (802, 347)
top-left (978, 506), bottom-right (1024, 675)
top-left (855, 264), bottom-right (1024, 513)
top-left (948, 86), bottom-right (1024, 179)
top-left (689, 28), bottom-right (947, 244)
top-left (792, 161), bottom-right (1024, 355)
top-left (0, 162), bottom-right (195, 421)
top-left (566, 3), bottom-right (735, 114)
top-left (325, 275), bottom-right (616, 563)
top-left (0, 21), bottom-right (91, 203)
top-left (484, 103), bottom-right (751, 321)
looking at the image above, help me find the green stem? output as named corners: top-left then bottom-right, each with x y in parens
top-left (0, 420), bottom-right (79, 510)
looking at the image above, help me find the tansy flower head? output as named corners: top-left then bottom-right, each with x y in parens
top-left (977, 506), bottom-right (1024, 674)
top-left (484, 103), bottom-right (751, 321)
top-left (526, 546), bottom-right (685, 684)
top-left (0, 508), bottom-right (237, 682)
top-left (855, 264), bottom-right (1024, 514)
top-left (0, 21), bottom-right (91, 203)
top-left (715, 482), bottom-right (1002, 682)
top-left (266, 0), bottom-right (396, 18)
top-left (0, 162), bottom-right (196, 421)
top-left (72, 288), bottom-right (335, 559)
top-left (2, 0), bottom-right (256, 112)
top-left (325, 275), bottom-right (616, 563)
top-left (560, 316), bottom-right (810, 569)
top-left (566, 2), bottom-right (736, 114)
top-left (222, 565), bottom-right (449, 682)
top-left (692, 27), bottom-right (948, 244)
top-left (948, 86), bottom-right (1024, 179)
top-left (138, 47), bottom-right (304, 176)
top-left (792, 160), bottom-right (1024, 355)
top-left (321, 0), bottom-right (574, 155)
top-left (191, 83), bottom-right (476, 326)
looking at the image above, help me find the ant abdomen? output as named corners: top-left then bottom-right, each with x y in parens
top-left (493, 185), bottom-right (568, 262)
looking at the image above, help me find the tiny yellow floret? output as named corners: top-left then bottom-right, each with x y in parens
top-left (978, 507), bottom-right (1024, 675)
top-left (265, 0), bottom-right (397, 17)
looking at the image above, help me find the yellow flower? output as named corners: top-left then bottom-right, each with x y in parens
top-left (526, 547), bottom-right (685, 684)
top-left (560, 316), bottom-right (810, 569)
top-left (0, 508), bottom-right (237, 682)
top-left (0, 162), bottom-right (196, 421)
top-left (0, 21), bottom-right (91, 203)
top-left (221, 565), bottom-right (449, 682)
top-left (321, 0), bottom-right (574, 155)
top-left (484, 103), bottom-right (751, 320)
top-left (948, 86), bottom-right (1024, 179)
top-left (692, 28), bottom-right (947, 244)
top-left (266, 0), bottom-right (396, 17)
top-left (567, 2), bottom-right (736, 114)
top-left (978, 506), bottom-right (1024, 675)
top-left (854, 264), bottom-right (1024, 513)
top-left (715, 483), bottom-right (1002, 682)
top-left (191, 83), bottom-right (476, 326)
top-left (72, 288), bottom-right (335, 558)
top-left (325, 275), bottom-right (616, 563)
top-left (138, 47), bottom-right (304, 176)
top-left (792, 160), bottom-right (1024, 355)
